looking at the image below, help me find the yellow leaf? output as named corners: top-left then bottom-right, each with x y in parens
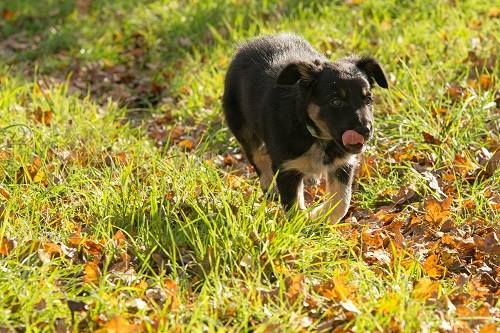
top-left (412, 278), bottom-right (440, 300)
top-left (84, 262), bottom-right (101, 284)
top-left (424, 196), bottom-right (452, 225)
top-left (96, 316), bottom-right (141, 333)
top-left (479, 74), bottom-right (493, 90)
top-left (0, 237), bottom-right (15, 256)
top-left (286, 274), bottom-right (304, 303)
top-left (0, 186), bottom-right (10, 200)
top-left (422, 254), bottom-right (445, 279)
top-left (177, 139), bottom-right (194, 151)
top-left (479, 323), bottom-right (497, 333)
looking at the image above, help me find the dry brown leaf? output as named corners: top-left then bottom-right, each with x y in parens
top-left (469, 19), bottom-right (482, 29)
top-left (385, 220), bottom-right (404, 248)
top-left (424, 196), bottom-right (452, 225)
top-left (84, 262), bottom-right (101, 284)
top-left (412, 278), bottom-right (440, 300)
top-left (488, 7), bottom-right (500, 17)
top-left (362, 229), bottom-right (384, 248)
top-left (164, 278), bottom-right (180, 311)
top-left (0, 237), bottom-right (15, 256)
top-left (479, 323), bottom-right (497, 333)
top-left (223, 154), bottom-right (236, 167)
top-left (0, 186), bottom-right (10, 200)
top-left (96, 316), bottom-right (141, 333)
top-left (113, 230), bottom-right (126, 247)
top-left (16, 156), bottom-right (47, 184)
top-left (30, 107), bottom-right (53, 126)
top-left (316, 275), bottom-right (352, 301)
top-left (447, 84), bottom-right (464, 101)
top-left (479, 74), bottom-right (493, 90)
top-left (391, 186), bottom-right (416, 206)
top-left (422, 131), bottom-right (442, 145)
top-left (422, 254), bottom-right (445, 279)
top-left (42, 242), bottom-right (62, 257)
top-left (454, 154), bottom-right (475, 176)
top-left (286, 274), bottom-right (304, 303)
top-left (83, 239), bottom-right (104, 257)
top-left (2, 9), bottom-right (15, 20)
top-left (68, 231), bottom-right (82, 248)
top-left (474, 232), bottom-right (500, 255)
top-left (177, 139), bottom-right (194, 151)
top-left (468, 276), bottom-right (490, 299)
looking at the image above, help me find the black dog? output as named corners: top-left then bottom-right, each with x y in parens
top-left (223, 33), bottom-right (388, 222)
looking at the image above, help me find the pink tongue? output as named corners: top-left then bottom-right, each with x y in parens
top-left (342, 130), bottom-right (365, 146)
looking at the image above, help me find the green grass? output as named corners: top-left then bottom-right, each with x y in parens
top-left (0, 0), bottom-right (498, 332)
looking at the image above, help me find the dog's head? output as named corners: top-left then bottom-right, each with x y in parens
top-left (276, 56), bottom-right (388, 154)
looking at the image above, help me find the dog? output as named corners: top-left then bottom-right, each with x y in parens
top-left (222, 33), bottom-right (388, 222)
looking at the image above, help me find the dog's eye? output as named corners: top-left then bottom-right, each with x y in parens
top-left (329, 98), bottom-right (344, 107)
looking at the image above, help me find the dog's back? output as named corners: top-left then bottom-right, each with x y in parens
top-left (223, 33), bottom-right (323, 133)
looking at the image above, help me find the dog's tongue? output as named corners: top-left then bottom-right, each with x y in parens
top-left (342, 130), bottom-right (365, 146)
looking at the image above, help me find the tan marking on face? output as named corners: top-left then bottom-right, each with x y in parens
top-left (253, 146), bottom-right (274, 190)
top-left (307, 104), bottom-right (333, 140)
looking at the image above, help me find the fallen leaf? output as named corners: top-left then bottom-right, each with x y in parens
top-left (479, 74), bottom-right (493, 90)
top-left (422, 131), bottom-right (441, 145)
top-left (84, 262), bottom-right (101, 284)
top-left (447, 84), bottom-right (464, 101)
top-left (177, 138), bottom-right (194, 151)
top-left (412, 278), bottom-right (440, 300)
top-left (479, 323), bottom-right (497, 333)
top-left (424, 196), bottom-right (452, 226)
top-left (286, 274), bottom-right (304, 303)
top-left (483, 150), bottom-right (499, 177)
top-left (391, 186), bottom-right (416, 206)
top-left (83, 239), bottom-right (104, 257)
top-left (0, 237), bottom-right (15, 256)
top-left (113, 230), bottom-right (126, 247)
top-left (0, 186), bottom-right (10, 200)
top-left (316, 275), bottom-right (352, 301)
top-left (30, 107), bottom-right (53, 126)
top-left (362, 229), bottom-right (384, 248)
top-left (96, 316), bottom-right (141, 333)
top-left (16, 156), bottom-right (47, 184)
top-left (68, 231), bottom-right (82, 247)
top-left (422, 254), bottom-right (445, 279)
top-left (2, 9), bottom-right (15, 20)
top-left (469, 19), bottom-right (482, 29)
top-left (453, 154), bottom-right (475, 176)
top-left (488, 7), bottom-right (500, 18)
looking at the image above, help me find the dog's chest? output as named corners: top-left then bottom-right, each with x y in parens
top-left (282, 143), bottom-right (357, 176)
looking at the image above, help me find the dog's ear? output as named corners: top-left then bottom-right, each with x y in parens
top-left (354, 57), bottom-right (388, 89)
top-left (276, 61), bottom-right (321, 86)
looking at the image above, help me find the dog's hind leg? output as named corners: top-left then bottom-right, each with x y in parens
top-left (223, 95), bottom-right (274, 191)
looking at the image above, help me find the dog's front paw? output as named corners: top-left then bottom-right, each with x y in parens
top-left (309, 202), bottom-right (346, 223)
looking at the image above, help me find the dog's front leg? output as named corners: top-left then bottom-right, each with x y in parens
top-left (311, 164), bottom-right (354, 222)
top-left (276, 169), bottom-right (304, 210)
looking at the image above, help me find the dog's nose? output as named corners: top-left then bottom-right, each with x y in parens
top-left (355, 123), bottom-right (372, 138)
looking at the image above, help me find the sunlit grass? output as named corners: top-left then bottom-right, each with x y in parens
top-left (0, 0), bottom-right (498, 331)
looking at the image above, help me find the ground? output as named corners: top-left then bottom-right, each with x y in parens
top-left (0, 0), bottom-right (498, 332)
